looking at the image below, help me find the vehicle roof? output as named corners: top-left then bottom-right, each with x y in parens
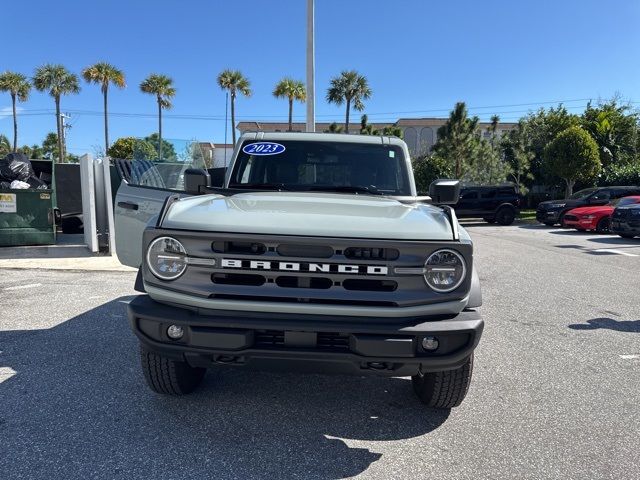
top-left (238, 131), bottom-right (407, 147)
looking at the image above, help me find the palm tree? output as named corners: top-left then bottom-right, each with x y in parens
top-left (217, 70), bottom-right (251, 145)
top-left (273, 78), bottom-right (305, 131)
top-left (82, 62), bottom-right (125, 154)
top-left (140, 74), bottom-right (175, 160)
top-left (326, 70), bottom-right (372, 134)
top-left (33, 64), bottom-right (80, 162)
top-left (0, 72), bottom-right (31, 152)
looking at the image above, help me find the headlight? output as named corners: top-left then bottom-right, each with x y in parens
top-left (631, 210), bottom-right (640, 216)
top-left (424, 249), bottom-right (466, 292)
top-left (584, 215), bottom-right (596, 219)
top-left (146, 236), bottom-right (188, 280)
top-left (550, 203), bottom-right (566, 208)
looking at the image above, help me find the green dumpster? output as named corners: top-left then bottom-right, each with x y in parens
top-left (0, 188), bottom-right (56, 246)
top-left (0, 157), bottom-right (57, 246)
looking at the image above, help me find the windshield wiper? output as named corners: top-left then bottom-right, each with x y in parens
top-left (306, 185), bottom-right (385, 195)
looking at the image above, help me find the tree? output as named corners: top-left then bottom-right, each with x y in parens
top-left (217, 70), bottom-right (251, 145)
top-left (107, 137), bottom-right (157, 160)
top-left (326, 70), bottom-right (372, 134)
top-left (544, 126), bottom-right (601, 197)
top-left (0, 72), bottom-right (31, 152)
top-left (466, 138), bottom-right (511, 185)
top-left (82, 62), bottom-right (126, 153)
top-left (412, 154), bottom-right (454, 194)
top-left (32, 64), bottom-right (80, 163)
top-left (143, 133), bottom-right (177, 161)
top-left (432, 102), bottom-right (479, 178)
top-left (140, 74), bottom-right (175, 160)
top-left (41, 132), bottom-right (60, 160)
top-left (581, 99), bottom-right (638, 169)
top-left (324, 122), bottom-right (343, 133)
top-left (18, 144), bottom-right (43, 159)
top-left (273, 78), bottom-right (305, 131)
top-left (521, 106), bottom-right (580, 186)
top-left (501, 120), bottom-right (534, 195)
top-left (0, 134), bottom-right (10, 157)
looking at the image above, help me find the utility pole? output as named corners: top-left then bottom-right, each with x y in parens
top-left (60, 113), bottom-right (71, 162)
top-left (306, 0), bottom-right (315, 132)
top-left (224, 92), bottom-right (228, 167)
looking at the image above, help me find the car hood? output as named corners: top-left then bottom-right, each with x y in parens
top-left (161, 192), bottom-right (456, 240)
top-left (568, 206), bottom-right (612, 216)
top-left (538, 199), bottom-right (582, 209)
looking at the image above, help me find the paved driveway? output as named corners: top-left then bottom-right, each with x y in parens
top-left (1, 223), bottom-right (638, 479)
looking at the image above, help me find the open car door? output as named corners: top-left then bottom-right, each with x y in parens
top-left (114, 158), bottom-right (194, 268)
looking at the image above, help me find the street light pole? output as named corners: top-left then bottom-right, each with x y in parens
top-left (306, 0), bottom-right (315, 132)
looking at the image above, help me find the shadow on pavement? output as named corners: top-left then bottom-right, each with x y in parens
top-left (0, 297), bottom-right (449, 480)
top-left (587, 237), bottom-right (640, 246)
top-left (568, 317), bottom-right (640, 333)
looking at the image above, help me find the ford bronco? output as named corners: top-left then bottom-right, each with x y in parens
top-left (115, 132), bottom-right (484, 409)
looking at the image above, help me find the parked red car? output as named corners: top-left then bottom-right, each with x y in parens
top-left (563, 196), bottom-right (640, 232)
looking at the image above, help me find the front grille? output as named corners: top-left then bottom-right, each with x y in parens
top-left (613, 209), bottom-right (628, 219)
top-left (153, 230), bottom-right (473, 309)
top-left (563, 214), bottom-right (578, 221)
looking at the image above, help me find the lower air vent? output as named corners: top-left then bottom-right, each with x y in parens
top-left (212, 273), bottom-right (265, 286)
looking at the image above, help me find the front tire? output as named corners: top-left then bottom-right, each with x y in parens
top-left (495, 207), bottom-right (516, 226)
top-left (412, 354), bottom-right (474, 409)
top-left (596, 217), bottom-right (611, 234)
top-left (140, 345), bottom-right (206, 395)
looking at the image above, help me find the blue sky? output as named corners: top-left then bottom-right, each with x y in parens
top-left (2, 0), bottom-right (639, 156)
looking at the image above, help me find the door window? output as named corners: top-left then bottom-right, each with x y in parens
top-left (460, 190), bottom-right (478, 200)
top-left (114, 139), bottom-right (208, 192)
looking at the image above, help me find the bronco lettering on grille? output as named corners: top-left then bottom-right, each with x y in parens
top-left (220, 258), bottom-right (388, 275)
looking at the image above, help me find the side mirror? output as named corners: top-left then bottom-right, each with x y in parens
top-left (429, 179), bottom-right (460, 205)
top-left (184, 168), bottom-right (211, 194)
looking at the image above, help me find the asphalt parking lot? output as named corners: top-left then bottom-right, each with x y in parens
top-left (1, 223), bottom-right (638, 480)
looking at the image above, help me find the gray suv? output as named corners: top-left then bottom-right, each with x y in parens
top-left (115, 133), bottom-right (484, 409)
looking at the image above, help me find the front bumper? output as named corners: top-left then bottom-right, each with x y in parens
top-left (564, 217), bottom-right (596, 230)
top-left (611, 219), bottom-right (640, 235)
top-left (127, 295), bottom-right (483, 376)
top-left (536, 209), bottom-right (560, 223)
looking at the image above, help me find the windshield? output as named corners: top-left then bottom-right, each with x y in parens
top-left (610, 197), bottom-right (640, 207)
top-left (228, 140), bottom-right (411, 195)
top-left (569, 188), bottom-right (598, 200)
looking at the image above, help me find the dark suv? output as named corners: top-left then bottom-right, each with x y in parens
top-left (536, 186), bottom-right (640, 226)
top-left (455, 185), bottom-right (520, 225)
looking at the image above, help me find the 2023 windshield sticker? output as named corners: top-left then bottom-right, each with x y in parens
top-left (242, 142), bottom-right (286, 155)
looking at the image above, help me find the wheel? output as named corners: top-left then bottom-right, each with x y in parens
top-left (595, 217), bottom-right (611, 234)
top-left (495, 207), bottom-right (516, 226)
top-left (483, 217), bottom-right (496, 224)
top-left (139, 345), bottom-right (206, 395)
top-left (619, 233), bottom-right (636, 239)
top-left (558, 212), bottom-right (567, 228)
top-left (412, 354), bottom-right (474, 409)
top-left (543, 222), bottom-right (556, 227)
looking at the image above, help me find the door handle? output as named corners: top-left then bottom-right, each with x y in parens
top-left (117, 201), bottom-right (139, 211)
